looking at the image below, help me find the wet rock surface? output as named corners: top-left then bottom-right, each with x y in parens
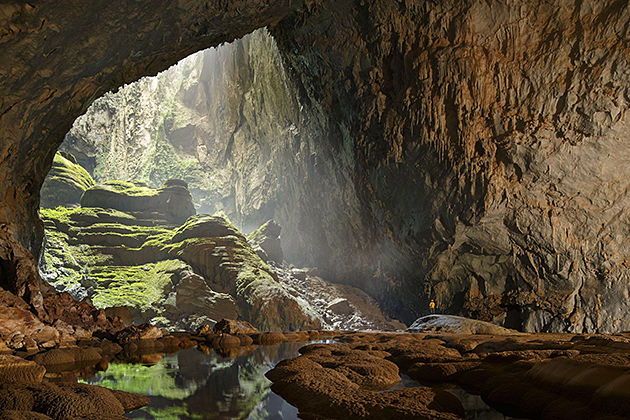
top-left (267, 330), bottom-right (630, 419)
top-left (408, 315), bottom-right (518, 335)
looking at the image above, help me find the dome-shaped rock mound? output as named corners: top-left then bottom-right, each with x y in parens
top-left (407, 315), bottom-right (518, 335)
top-left (40, 152), bottom-right (95, 209)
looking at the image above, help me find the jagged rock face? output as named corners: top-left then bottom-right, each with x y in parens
top-left (269, 1), bottom-right (630, 332)
top-left (2, 1), bottom-right (630, 333)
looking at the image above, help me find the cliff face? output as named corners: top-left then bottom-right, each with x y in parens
top-left (2, 0), bottom-right (630, 333)
top-left (270, 0), bottom-right (630, 331)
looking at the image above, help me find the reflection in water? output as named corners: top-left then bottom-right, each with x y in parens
top-left (445, 388), bottom-right (506, 420)
top-left (84, 343), bottom-right (303, 420)
top-left (84, 341), bottom-right (509, 420)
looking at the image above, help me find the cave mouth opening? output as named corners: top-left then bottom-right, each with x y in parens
top-left (36, 28), bottom-right (304, 328)
top-left (36, 27), bottom-right (404, 333)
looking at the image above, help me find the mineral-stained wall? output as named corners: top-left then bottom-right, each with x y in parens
top-left (2, 0), bottom-right (630, 332)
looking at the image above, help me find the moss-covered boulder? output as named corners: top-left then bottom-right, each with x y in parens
top-left (80, 179), bottom-right (195, 225)
top-left (247, 220), bottom-right (283, 264)
top-left (150, 215), bottom-right (320, 331)
top-left (40, 152), bottom-right (95, 208)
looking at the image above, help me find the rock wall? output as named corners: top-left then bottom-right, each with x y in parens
top-left (2, 0), bottom-right (630, 333)
top-left (270, 0), bottom-right (630, 331)
top-left (0, 0), bottom-right (302, 314)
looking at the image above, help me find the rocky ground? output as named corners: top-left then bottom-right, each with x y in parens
top-left (0, 315), bottom-right (628, 419)
top-left (0, 318), bottom-right (335, 419)
top-left (267, 327), bottom-right (630, 419)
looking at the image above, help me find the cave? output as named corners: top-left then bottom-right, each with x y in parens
top-left (1, 1), bottom-right (630, 419)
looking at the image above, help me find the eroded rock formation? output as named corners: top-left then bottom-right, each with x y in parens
top-left (2, 1), bottom-right (630, 333)
top-left (40, 172), bottom-right (400, 331)
top-left (267, 330), bottom-right (630, 419)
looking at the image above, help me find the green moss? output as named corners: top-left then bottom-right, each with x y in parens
top-left (247, 220), bottom-right (272, 244)
top-left (40, 206), bottom-right (137, 227)
top-left (50, 152), bottom-right (95, 191)
top-left (90, 260), bottom-right (187, 310)
top-left (100, 180), bottom-right (160, 197)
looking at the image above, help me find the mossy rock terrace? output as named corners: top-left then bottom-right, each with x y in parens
top-left (40, 152), bottom-right (95, 208)
top-left (81, 180), bottom-right (196, 225)
top-left (40, 195), bottom-right (322, 331)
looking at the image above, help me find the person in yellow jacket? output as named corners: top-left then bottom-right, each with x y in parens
top-left (429, 299), bottom-right (436, 314)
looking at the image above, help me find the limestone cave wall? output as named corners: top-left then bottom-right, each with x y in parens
top-left (271, 0), bottom-right (630, 331)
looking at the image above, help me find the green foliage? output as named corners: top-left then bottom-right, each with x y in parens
top-left (101, 180), bottom-right (159, 197)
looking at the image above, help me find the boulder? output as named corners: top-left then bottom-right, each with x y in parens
top-left (0, 355), bottom-right (46, 384)
top-left (407, 315), bottom-right (518, 335)
top-left (115, 324), bottom-right (164, 343)
top-left (253, 332), bottom-right (285, 345)
top-left (211, 334), bottom-right (241, 349)
top-left (0, 382), bottom-right (143, 418)
top-left (104, 307), bottom-right (134, 327)
top-left (32, 347), bottom-right (103, 368)
top-left (175, 272), bottom-right (239, 322)
top-left (213, 319), bottom-right (259, 335)
top-left (40, 151), bottom-right (95, 208)
top-left (248, 220), bottom-right (283, 264)
top-left (0, 290), bottom-right (60, 350)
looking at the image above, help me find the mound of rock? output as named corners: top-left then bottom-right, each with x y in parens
top-left (0, 382), bottom-right (147, 419)
top-left (80, 179), bottom-right (195, 224)
top-left (40, 159), bottom-right (403, 332)
top-left (268, 331), bottom-right (630, 419)
top-left (40, 207), bottom-right (321, 331)
top-left (247, 220), bottom-right (283, 264)
top-left (266, 341), bottom-right (464, 419)
top-left (40, 152), bottom-right (95, 208)
top-left (408, 315), bottom-right (518, 335)
top-left (213, 319), bottom-right (259, 335)
top-left (0, 355), bottom-right (46, 384)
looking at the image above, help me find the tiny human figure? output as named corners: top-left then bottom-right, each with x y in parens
top-left (429, 299), bottom-right (436, 314)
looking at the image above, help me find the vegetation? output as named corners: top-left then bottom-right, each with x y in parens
top-left (50, 151), bottom-right (95, 191)
top-left (40, 152), bottom-right (96, 208)
top-left (100, 180), bottom-right (160, 197)
top-left (90, 260), bottom-right (187, 310)
top-left (40, 170), bottom-right (312, 330)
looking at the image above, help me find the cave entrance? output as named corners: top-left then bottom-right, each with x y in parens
top-left (41, 28), bottom-right (295, 225)
top-left (37, 28), bottom-right (302, 328)
top-left (37, 26), bottom-right (402, 333)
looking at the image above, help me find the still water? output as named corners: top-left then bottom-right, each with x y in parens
top-left (84, 343), bottom-right (304, 420)
top-left (84, 341), bottom-right (508, 420)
